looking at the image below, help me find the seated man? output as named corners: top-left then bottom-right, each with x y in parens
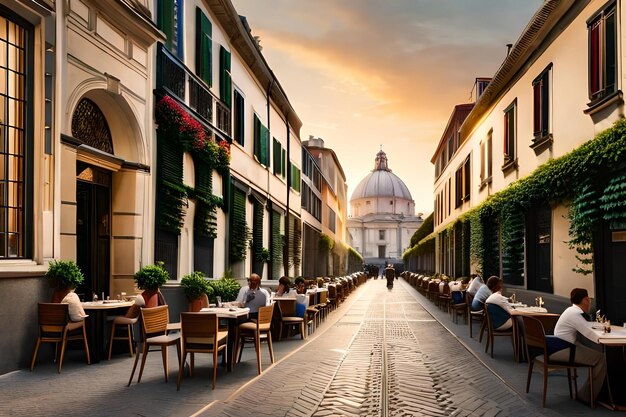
top-left (235, 273), bottom-right (270, 319)
top-left (466, 274), bottom-right (483, 296)
top-left (485, 277), bottom-right (512, 330)
top-left (471, 275), bottom-right (498, 311)
top-left (294, 277), bottom-right (307, 295)
top-left (550, 288), bottom-right (606, 405)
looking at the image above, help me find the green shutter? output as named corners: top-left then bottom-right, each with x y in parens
top-left (281, 149), bottom-right (286, 179)
top-left (261, 124), bottom-right (269, 166)
top-left (159, 0), bottom-right (175, 51)
top-left (273, 138), bottom-right (281, 175)
top-left (196, 8), bottom-right (212, 87)
top-left (271, 210), bottom-right (282, 279)
top-left (229, 187), bottom-right (249, 262)
top-left (252, 201), bottom-right (264, 274)
top-left (220, 46), bottom-right (232, 108)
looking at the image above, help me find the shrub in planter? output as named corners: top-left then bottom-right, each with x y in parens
top-left (134, 262), bottom-right (169, 307)
top-left (208, 277), bottom-right (241, 303)
top-left (46, 260), bottom-right (85, 302)
top-left (181, 271), bottom-right (214, 311)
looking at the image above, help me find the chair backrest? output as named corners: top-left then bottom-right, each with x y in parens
top-left (278, 299), bottom-right (297, 317)
top-left (522, 316), bottom-right (547, 361)
top-left (328, 285), bottom-right (337, 298)
top-left (451, 291), bottom-right (464, 305)
top-left (141, 305), bottom-right (169, 336)
top-left (180, 312), bottom-right (218, 344)
top-left (38, 303), bottom-right (69, 327)
top-left (441, 282), bottom-right (450, 295)
top-left (257, 305), bottom-right (274, 331)
top-left (319, 290), bottom-right (327, 304)
top-left (486, 303), bottom-right (510, 330)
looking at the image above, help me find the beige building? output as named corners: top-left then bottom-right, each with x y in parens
top-left (428, 0), bottom-right (626, 322)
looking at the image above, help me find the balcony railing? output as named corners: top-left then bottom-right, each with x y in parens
top-left (156, 43), bottom-right (231, 140)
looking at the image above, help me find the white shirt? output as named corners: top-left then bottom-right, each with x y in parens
top-left (61, 291), bottom-right (87, 322)
top-left (554, 304), bottom-right (600, 344)
top-left (485, 291), bottom-right (512, 313)
top-left (235, 285), bottom-right (270, 313)
top-left (467, 276), bottom-right (483, 295)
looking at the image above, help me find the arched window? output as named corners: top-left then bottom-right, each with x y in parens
top-left (71, 98), bottom-right (114, 154)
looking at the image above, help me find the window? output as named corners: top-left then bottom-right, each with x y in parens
top-left (0, 13), bottom-right (31, 258)
top-left (503, 100), bottom-right (517, 165)
top-left (159, 0), bottom-right (184, 57)
top-left (588, 2), bottom-right (616, 102)
top-left (454, 156), bottom-right (471, 208)
top-left (480, 129), bottom-right (493, 186)
top-left (328, 207), bottom-right (336, 233)
top-left (289, 162), bottom-right (301, 192)
top-left (253, 114), bottom-right (269, 166)
top-left (195, 8), bottom-right (211, 86)
top-left (272, 138), bottom-right (286, 178)
top-left (219, 46), bottom-right (231, 108)
top-left (233, 90), bottom-right (244, 145)
top-left (532, 64), bottom-right (551, 140)
top-left (379, 230), bottom-right (385, 240)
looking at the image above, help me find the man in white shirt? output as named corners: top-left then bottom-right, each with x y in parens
top-left (466, 274), bottom-right (483, 296)
top-left (235, 273), bottom-right (270, 319)
top-left (551, 288), bottom-right (606, 404)
top-left (485, 277), bottom-right (512, 330)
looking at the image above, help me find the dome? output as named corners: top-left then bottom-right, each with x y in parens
top-left (350, 150), bottom-right (413, 201)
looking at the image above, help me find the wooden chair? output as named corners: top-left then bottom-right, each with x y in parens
top-left (107, 314), bottom-right (139, 360)
top-left (127, 305), bottom-right (181, 386)
top-left (30, 303), bottom-right (91, 373)
top-left (438, 282), bottom-right (451, 312)
top-left (177, 312), bottom-right (228, 390)
top-left (275, 299), bottom-right (305, 340)
top-left (327, 285), bottom-right (339, 311)
top-left (484, 303), bottom-right (515, 359)
top-left (450, 291), bottom-right (468, 324)
top-left (467, 293), bottom-right (486, 340)
top-left (522, 316), bottom-right (594, 408)
top-left (236, 305), bottom-right (275, 374)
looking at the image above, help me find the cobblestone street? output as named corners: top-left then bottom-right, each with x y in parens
top-left (0, 279), bottom-right (615, 416)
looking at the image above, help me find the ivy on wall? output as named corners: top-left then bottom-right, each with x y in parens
top-left (154, 95), bottom-right (230, 236)
top-left (404, 118), bottom-right (626, 276)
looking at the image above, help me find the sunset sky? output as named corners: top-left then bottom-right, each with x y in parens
top-left (230, 0), bottom-right (543, 216)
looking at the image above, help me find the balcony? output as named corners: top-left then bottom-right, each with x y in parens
top-left (156, 43), bottom-right (231, 141)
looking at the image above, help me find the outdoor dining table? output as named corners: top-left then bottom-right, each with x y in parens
top-left (592, 325), bottom-right (626, 410)
top-left (81, 300), bottom-right (135, 363)
top-left (509, 304), bottom-right (559, 363)
top-left (199, 306), bottom-right (249, 372)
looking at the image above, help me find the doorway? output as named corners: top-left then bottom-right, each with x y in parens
top-left (76, 162), bottom-right (111, 300)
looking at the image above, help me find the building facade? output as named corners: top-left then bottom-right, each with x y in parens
top-left (423, 0), bottom-right (626, 323)
top-left (348, 150), bottom-right (423, 271)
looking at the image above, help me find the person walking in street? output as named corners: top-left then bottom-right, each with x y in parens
top-left (385, 264), bottom-right (395, 288)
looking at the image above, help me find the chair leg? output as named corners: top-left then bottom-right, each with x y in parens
top-left (479, 319), bottom-right (486, 343)
top-left (58, 332), bottom-right (69, 374)
top-left (267, 331), bottom-right (275, 364)
top-left (588, 368), bottom-right (594, 409)
top-left (542, 364), bottom-right (548, 407)
top-left (526, 361), bottom-right (534, 393)
top-left (255, 333), bottom-right (262, 375)
top-left (212, 349), bottom-right (218, 390)
top-left (127, 325), bottom-right (135, 357)
top-left (301, 322), bottom-right (305, 340)
top-left (128, 342), bottom-right (143, 386)
top-left (30, 338), bottom-right (42, 371)
top-left (176, 351), bottom-right (187, 391)
top-left (80, 325), bottom-right (91, 366)
top-left (108, 323), bottom-right (116, 360)
top-left (566, 368), bottom-right (573, 399)
top-left (137, 344), bottom-right (150, 383)
top-left (160, 346), bottom-right (169, 383)
top-left (469, 318), bottom-right (474, 338)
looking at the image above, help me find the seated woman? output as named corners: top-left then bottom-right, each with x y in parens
top-left (275, 276), bottom-right (294, 297)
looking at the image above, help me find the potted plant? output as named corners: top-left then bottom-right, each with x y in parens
top-left (134, 262), bottom-right (169, 307)
top-left (181, 271), bottom-right (214, 312)
top-left (46, 260), bottom-right (85, 303)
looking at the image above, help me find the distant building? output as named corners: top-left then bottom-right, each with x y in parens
top-left (348, 150), bottom-right (423, 270)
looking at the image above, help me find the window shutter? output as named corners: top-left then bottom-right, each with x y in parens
top-left (220, 46), bottom-right (232, 108)
top-left (159, 0), bottom-right (176, 50)
top-left (261, 124), bottom-right (269, 166)
top-left (195, 8), bottom-right (212, 87)
top-left (252, 201), bottom-right (264, 274)
top-left (234, 91), bottom-right (244, 145)
top-left (541, 73), bottom-right (549, 136)
top-left (229, 187), bottom-right (248, 262)
top-left (273, 138), bottom-right (281, 175)
top-left (281, 149), bottom-right (286, 179)
top-left (271, 210), bottom-right (282, 279)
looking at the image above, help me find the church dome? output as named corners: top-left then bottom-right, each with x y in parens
top-left (351, 150), bottom-right (413, 201)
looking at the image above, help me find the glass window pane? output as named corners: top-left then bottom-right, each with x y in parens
top-left (8, 232), bottom-right (19, 256)
top-left (7, 127), bottom-right (21, 155)
top-left (8, 45), bottom-right (23, 74)
top-left (0, 232), bottom-right (5, 256)
top-left (8, 155), bottom-right (21, 181)
top-left (0, 40), bottom-right (6, 71)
